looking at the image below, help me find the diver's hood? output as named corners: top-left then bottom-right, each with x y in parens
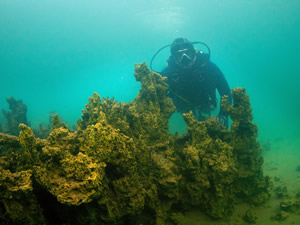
top-left (150, 41), bottom-right (211, 73)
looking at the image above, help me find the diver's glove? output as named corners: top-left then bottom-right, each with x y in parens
top-left (216, 114), bottom-right (228, 128)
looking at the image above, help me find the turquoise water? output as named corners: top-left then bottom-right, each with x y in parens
top-left (1, 0), bottom-right (299, 141)
top-left (1, 1), bottom-right (300, 224)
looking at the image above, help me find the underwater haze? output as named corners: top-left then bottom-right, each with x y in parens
top-left (1, 0), bottom-right (300, 140)
top-left (2, 0), bottom-right (300, 224)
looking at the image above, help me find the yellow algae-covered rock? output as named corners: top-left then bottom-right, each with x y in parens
top-left (34, 126), bottom-right (106, 206)
top-left (79, 118), bottom-right (151, 222)
top-left (82, 121), bottom-right (136, 174)
top-left (35, 152), bottom-right (106, 206)
top-left (18, 124), bottom-right (40, 170)
top-left (0, 132), bottom-right (20, 149)
top-left (222, 88), bottom-right (270, 205)
top-left (0, 63), bottom-right (270, 225)
top-left (51, 113), bottom-right (69, 130)
top-left (0, 169), bottom-right (46, 225)
top-left (151, 152), bottom-right (181, 198)
top-left (132, 63), bottom-right (175, 133)
top-left (77, 63), bottom-right (175, 145)
top-left (177, 112), bottom-right (236, 219)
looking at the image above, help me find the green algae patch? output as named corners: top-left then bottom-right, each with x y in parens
top-left (0, 63), bottom-right (270, 225)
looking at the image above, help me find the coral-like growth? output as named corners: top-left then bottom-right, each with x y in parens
top-left (178, 113), bottom-right (236, 218)
top-left (0, 169), bottom-right (46, 225)
top-left (222, 88), bottom-right (271, 205)
top-left (2, 97), bottom-right (28, 135)
top-left (0, 63), bottom-right (270, 225)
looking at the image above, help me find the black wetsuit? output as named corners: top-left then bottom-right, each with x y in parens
top-left (161, 52), bottom-right (232, 120)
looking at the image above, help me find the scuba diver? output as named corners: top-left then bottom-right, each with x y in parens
top-left (150, 38), bottom-right (232, 128)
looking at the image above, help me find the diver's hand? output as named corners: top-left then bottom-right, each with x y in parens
top-left (216, 114), bottom-right (228, 128)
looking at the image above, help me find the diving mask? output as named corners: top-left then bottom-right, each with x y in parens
top-left (174, 48), bottom-right (196, 67)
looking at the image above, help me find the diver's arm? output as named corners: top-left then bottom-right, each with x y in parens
top-left (210, 63), bottom-right (232, 121)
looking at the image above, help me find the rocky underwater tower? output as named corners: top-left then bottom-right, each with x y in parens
top-left (0, 63), bottom-right (270, 225)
